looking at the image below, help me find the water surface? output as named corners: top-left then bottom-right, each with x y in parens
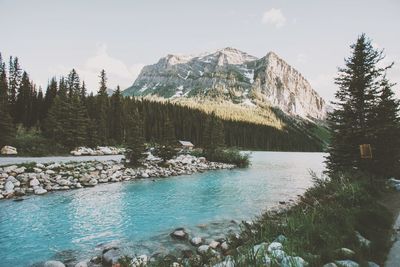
top-left (0, 151), bottom-right (326, 266)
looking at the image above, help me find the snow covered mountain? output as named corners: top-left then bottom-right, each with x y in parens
top-left (123, 47), bottom-right (326, 120)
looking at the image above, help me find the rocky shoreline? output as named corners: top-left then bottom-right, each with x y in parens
top-left (0, 154), bottom-right (235, 200)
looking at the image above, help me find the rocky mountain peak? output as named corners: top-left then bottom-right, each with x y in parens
top-left (123, 48), bottom-right (327, 120)
top-left (211, 47), bottom-right (258, 65)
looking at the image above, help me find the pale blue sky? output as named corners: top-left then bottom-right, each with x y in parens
top-left (1, 0), bottom-right (399, 101)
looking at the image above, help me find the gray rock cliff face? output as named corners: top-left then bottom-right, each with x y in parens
top-left (123, 47), bottom-right (326, 120)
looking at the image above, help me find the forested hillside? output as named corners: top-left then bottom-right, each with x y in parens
top-left (0, 53), bottom-right (325, 155)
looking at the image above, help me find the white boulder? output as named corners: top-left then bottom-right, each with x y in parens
top-left (5, 181), bottom-right (14, 192)
top-left (3, 165), bottom-right (18, 173)
top-left (34, 188), bottom-right (47, 195)
top-left (1, 146), bottom-right (17, 155)
top-left (30, 178), bottom-right (40, 187)
top-left (190, 237), bottom-right (203, 246)
top-left (74, 261), bottom-right (88, 267)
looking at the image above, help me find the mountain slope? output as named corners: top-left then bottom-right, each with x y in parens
top-left (123, 47), bottom-right (326, 121)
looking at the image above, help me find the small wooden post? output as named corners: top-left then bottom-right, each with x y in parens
top-left (359, 144), bottom-right (372, 159)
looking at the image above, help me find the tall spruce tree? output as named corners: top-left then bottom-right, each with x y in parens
top-left (43, 77), bottom-right (58, 119)
top-left (203, 112), bottom-right (225, 155)
top-left (125, 106), bottom-right (145, 166)
top-left (81, 81), bottom-right (87, 100)
top-left (0, 54), bottom-right (15, 146)
top-left (8, 56), bottom-right (22, 121)
top-left (158, 114), bottom-right (177, 161)
top-left (109, 86), bottom-right (124, 144)
top-left (0, 53), bottom-right (8, 107)
top-left (85, 93), bottom-right (101, 147)
top-left (67, 69), bottom-right (80, 98)
top-left (96, 69), bottom-right (109, 144)
top-left (372, 75), bottom-right (400, 176)
top-left (326, 34), bottom-right (393, 175)
top-left (15, 71), bottom-right (32, 127)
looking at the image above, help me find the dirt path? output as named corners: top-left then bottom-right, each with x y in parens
top-left (380, 191), bottom-right (400, 267)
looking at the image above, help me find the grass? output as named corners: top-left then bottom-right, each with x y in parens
top-left (226, 171), bottom-right (392, 266)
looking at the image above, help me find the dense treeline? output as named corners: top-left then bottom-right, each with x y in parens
top-left (0, 52), bottom-right (322, 154)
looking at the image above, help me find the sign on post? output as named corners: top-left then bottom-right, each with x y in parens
top-left (359, 144), bottom-right (372, 159)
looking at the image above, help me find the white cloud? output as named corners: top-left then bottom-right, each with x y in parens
top-left (48, 44), bottom-right (144, 93)
top-left (261, 8), bottom-right (286, 28)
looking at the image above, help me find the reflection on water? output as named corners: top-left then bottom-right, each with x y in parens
top-left (0, 151), bottom-right (326, 267)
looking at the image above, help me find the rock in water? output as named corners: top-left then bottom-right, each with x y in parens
top-left (74, 261), bottom-right (88, 267)
top-left (170, 228), bottom-right (188, 240)
top-left (102, 248), bottom-right (121, 265)
top-left (1, 145), bottom-right (17, 155)
top-left (190, 237), bottom-right (203, 246)
top-left (197, 245), bottom-right (210, 254)
top-left (209, 240), bottom-right (220, 249)
top-left (44, 261), bottom-right (65, 267)
top-left (34, 188), bottom-right (47, 195)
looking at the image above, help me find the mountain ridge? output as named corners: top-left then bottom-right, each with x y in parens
top-left (123, 48), bottom-right (326, 121)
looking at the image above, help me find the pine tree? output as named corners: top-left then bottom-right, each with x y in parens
top-left (125, 106), bottom-right (145, 166)
top-left (66, 95), bottom-right (88, 148)
top-left (372, 75), bottom-right (400, 176)
top-left (0, 53), bottom-right (8, 107)
top-left (8, 56), bottom-right (22, 121)
top-left (85, 93), bottom-right (101, 147)
top-left (43, 77), bottom-right (58, 119)
top-left (58, 77), bottom-right (67, 98)
top-left (15, 71), bottom-right (32, 126)
top-left (36, 88), bottom-right (45, 123)
top-left (45, 91), bottom-right (88, 149)
top-left (81, 81), bottom-right (87, 100)
top-left (158, 114), bottom-right (177, 161)
top-left (0, 54), bottom-right (15, 146)
top-left (0, 106), bottom-right (15, 147)
top-left (203, 112), bottom-right (225, 155)
top-left (109, 85), bottom-right (124, 144)
top-left (96, 69), bottom-right (109, 144)
top-left (66, 69), bottom-right (80, 98)
top-left (326, 34), bottom-right (390, 175)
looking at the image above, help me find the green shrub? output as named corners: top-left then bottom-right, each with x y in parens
top-left (12, 127), bottom-right (67, 156)
top-left (206, 148), bottom-right (250, 168)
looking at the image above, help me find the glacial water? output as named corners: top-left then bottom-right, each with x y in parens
top-left (0, 151), bottom-right (326, 266)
